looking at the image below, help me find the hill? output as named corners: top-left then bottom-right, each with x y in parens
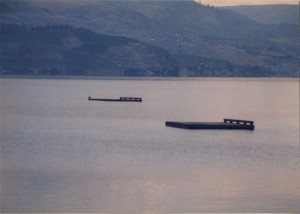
top-left (0, 0), bottom-right (299, 77)
top-left (0, 25), bottom-right (180, 76)
top-left (220, 4), bottom-right (299, 25)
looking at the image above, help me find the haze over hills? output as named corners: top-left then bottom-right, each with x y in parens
top-left (221, 4), bottom-right (299, 25)
top-left (0, 0), bottom-right (299, 77)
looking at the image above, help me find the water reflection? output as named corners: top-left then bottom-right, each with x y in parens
top-left (3, 165), bottom-right (299, 212)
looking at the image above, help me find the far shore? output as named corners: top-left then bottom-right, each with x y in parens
top-left (0, 75), bottom-right (299, 81)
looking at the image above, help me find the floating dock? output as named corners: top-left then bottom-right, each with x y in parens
top-left (88, 96), bottom-right (142, 102)
top-left (166, 119), bottom-right (254, 130)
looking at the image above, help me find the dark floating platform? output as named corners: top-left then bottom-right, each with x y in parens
top-left (166, 119), bottom-right (254, 130)
top-left (88, 96), bottom-right (142, 102)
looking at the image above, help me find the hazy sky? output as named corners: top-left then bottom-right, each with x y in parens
top-left (24, 0), bottom-right (299, 6)
top-left (202, 0), bottom-right (299, 6)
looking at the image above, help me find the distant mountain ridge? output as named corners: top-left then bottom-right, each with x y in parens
top-left (221, 4), bottom-right (299, 25)
top-left (0, 0), bottom-right (299, 77)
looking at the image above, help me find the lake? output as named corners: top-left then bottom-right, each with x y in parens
top-left (1, 77), bottom-right (299, 213)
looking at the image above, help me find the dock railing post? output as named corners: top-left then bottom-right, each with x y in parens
top-left (224, 119), bottom-right (254, 126)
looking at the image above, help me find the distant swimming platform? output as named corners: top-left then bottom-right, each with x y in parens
top-left (88, 96), bottom-right (142, 102)
top-left (166, 119), bottom-right (254, 130)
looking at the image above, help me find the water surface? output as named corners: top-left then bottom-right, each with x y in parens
top-left (1, 78), bottom-right (299, 213)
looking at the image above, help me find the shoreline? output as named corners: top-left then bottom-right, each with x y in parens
top-left (0, 75), bottom-right (299, 81)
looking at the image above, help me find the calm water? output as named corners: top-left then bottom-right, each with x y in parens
top-left (0, 78), bottom-right (299, 213)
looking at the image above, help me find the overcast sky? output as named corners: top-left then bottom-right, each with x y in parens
top-left (202, 0), bottom-right (298, 6)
